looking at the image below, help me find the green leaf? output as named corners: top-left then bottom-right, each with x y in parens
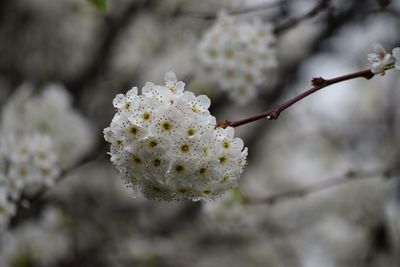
top-left (88, 0), bottom-right (108, 12)
top-left (229, 187), bottom-right (245, 204)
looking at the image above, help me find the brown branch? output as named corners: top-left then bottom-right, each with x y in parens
top-left (375, 0), bottom-right (391, 10)
top-left (217, 69), bottom-right (375, 128)
top-left (245, 167), bottom-right (396, 205)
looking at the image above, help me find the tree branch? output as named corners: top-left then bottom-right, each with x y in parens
top-left (245, 166), bottom-right (397, 205)
top-left (274, 0), bottom-right (330, 34)
top-left (176, 0), bottom-right (330, 36)
top-left (175, 0), bottom-right (289, 20)
top-left (217, 68), bottom-right (376, 128)
top-left (10, 142), bottom-right (107, 227)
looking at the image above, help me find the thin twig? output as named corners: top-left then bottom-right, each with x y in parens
top-left (176, 0), bottom-right (289, 20)
top-left (217, 68), bottom-right (376, 128)
top-left (177, 0), bottom-right (329, 36)
top-left (274, 0), bottom-right (330, 34)
top-left (16, 143), bottom-right (107, 208)
top-left (245, 167), bottom-right (397, 205)
top-left (10, 146), bottom-right (106, 227)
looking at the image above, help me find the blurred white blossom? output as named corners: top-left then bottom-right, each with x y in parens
top-left (0, 206), bottom-right (71, 267)
top-left (1, 83), bottom-right (94, 168)
top-left (393, 47), bottom-right (400, 70)
top-left (197, 13), bottom-right (277, 104)
top-left (1, 133), bottom-right (60, 200)
top-left (104, 71), bottom-right (247, 201)
top-left (202, 188), bottom-right (255, 231)
top-left (0, 83), bottom-right (93, 230)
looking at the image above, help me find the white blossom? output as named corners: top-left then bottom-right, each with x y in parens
top-left (0, 83), bottom-right (93, 213)
top-left (197, 13), bottom-right (277, 104)
top-left (1, 83), bottom-right (94, 168)
top-left (367, 43), bottom-right (394, 74)
top-left (1, 133), bottom-right (60, 200)
top-left (0, 206), bottom-right (70, 267)
top-left (392, 47), bottom-right (400, 70)
top-left (104, 71), bottom-right (247, 201)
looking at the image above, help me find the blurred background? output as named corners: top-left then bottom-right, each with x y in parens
top-left (1, 0), bottom-right (400, 266)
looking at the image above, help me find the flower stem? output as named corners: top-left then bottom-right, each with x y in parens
top-left (218, 68), bottom-right (377, 128)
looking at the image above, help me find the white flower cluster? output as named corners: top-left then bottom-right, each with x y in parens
top-left (1, 84), bottom-right (94, 168)
top-left (0, 133), bottom-right (59, 200)
top-left (0, 206), bottom-right (71, 267)
top-left (104, 71), bottom-right (247, 201)
top-left (197, 13), bottom-right (277, 104)
top-left (368, 44), bottom-right (400, 74)
top-left (0, 187), bottom-right (15, 231)
top-left (0, 84), bottom-right (93, 230)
